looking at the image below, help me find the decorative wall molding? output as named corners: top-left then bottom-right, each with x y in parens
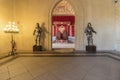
top-left (52, 0), bottom-right (75, 15)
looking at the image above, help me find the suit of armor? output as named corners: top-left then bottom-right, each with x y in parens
top-left (33, 23), bottom-right (42, 46)
top-left (85, 23), bottom-right (96, 45)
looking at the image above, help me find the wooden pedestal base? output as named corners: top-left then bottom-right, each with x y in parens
top-left (86, 45), bottom-right (96, 53)
top-left (33, 45), bottom-right (42, 51)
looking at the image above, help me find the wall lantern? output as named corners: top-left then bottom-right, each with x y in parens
top-left (114, 0), bottom-right (118, 3)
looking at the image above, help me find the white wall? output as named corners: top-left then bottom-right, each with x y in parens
top-left (0, 0), bottom-right (13, 54)
top-left (115, 1), bottom-right (120, 51)
top-left (84, 0), bottom-right (116, 51)
top-left (69, 0), bottom-right (116, 51)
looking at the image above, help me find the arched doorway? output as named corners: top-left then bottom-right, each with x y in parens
top-left (51, 0), bottom-right (75, 50)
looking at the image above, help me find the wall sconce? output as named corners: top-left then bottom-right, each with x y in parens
top-left (114, 0), bottom-right (118, 3)
top-left (4, 21), bottom-right (19, 55)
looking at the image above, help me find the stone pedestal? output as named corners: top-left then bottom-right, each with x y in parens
top-left (33, 45), bottom-right (42, 51)
top-left (86, 45), bottom-right (96, 53)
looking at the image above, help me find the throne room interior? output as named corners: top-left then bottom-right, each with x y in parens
top-left (0, 0), bottom-right (120, 52)
top-left (0, 0), bottom-right (120, 80)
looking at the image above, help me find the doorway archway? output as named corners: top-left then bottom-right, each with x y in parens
top-left (51, 0), bottom-right (75, 49)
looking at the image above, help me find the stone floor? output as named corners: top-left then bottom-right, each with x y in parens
top-left (0, 55), bottom-right (120, 80)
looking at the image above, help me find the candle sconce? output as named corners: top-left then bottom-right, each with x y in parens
top-left (114, 0), bottom-right (118, 3)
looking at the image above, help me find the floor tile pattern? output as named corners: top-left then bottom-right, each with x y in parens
top-left (0, 56), bottom-right (120, 80)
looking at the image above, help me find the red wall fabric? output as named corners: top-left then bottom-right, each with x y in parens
top-left (52, 16), bottom-right (75, 25)
top-left (52, 16), bottom-right (75, 36)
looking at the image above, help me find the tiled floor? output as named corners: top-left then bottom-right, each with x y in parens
top-left (0, 56), bottom-right (120, 80)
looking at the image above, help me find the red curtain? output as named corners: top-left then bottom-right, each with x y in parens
top-left (52, 16), bottom-right (75, 25)
top-left (52, 16), bottom-right (75, 36)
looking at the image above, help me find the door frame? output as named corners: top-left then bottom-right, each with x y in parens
top-left (48, 0), bottom-right (85, 51)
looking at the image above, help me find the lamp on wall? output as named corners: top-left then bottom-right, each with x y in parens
top-left (4, 21), bottom-right (19, 55)
top-left (114, 0), bottom-right (118, 3)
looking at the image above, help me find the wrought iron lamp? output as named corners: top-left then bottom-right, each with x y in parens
top-left (114, 0), bottom-right (118, 3)
top-left (4, 21), bottom-right (19, 55)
